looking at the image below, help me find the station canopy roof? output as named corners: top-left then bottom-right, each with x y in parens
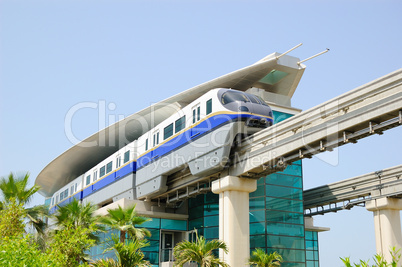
top-left (35, 52), bottom-right (306, 197)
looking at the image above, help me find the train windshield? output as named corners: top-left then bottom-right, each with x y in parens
top-left (221, 91), bottom-right (250, 104)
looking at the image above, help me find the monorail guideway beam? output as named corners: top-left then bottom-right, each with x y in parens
top-left (157, 68), bottom-right (402, 203)
top-left (304, 165), bottom-right (402, 263)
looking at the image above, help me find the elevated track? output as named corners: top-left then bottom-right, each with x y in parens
top-left (304, 165), bottom-right (402, 216)
top-left (156, 69), bottom-right (402, 203)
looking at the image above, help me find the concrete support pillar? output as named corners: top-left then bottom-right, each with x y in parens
top-left (212, 176), bottom-right (257, 267)
top-left (366, 197), bottom-right (402, 263)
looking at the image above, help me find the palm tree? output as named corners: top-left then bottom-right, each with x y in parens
top-left (173, 232), bottom-right (229, 267)
top-left (0, 172), bottom-right (39, 205)
top-left (0, 172), bottom-right (48, 235)
top-left (248, 248), bottom-right (283, 267)
top-left (90, 235), bottom-right (151, 267)
top-left (53, 198), bottom-right (104, 242)
top-left (100, 204), bottom-right (151, 243)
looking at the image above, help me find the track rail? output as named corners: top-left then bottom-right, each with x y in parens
top-left (304, 165), bottom-right (402, 216)
top-left (154, 69), bottom-right (402, 203)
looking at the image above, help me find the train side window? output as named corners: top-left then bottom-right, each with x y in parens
top-left (60, 191), bottom-right (64, 201)
top-left (100, 166), bottom-right (106, 177)
top-left (175, 116), bottom-right (186, 133)
top-left (257, 96), bottom-right (269, 106)
top-left (93, 170), bottom-right (98, 181)
top-left (124, 150), bottom-right (130, 163)
top-left (116, 155), bottom-right (121, 168)
top-left (221, 91), bottom-right (249, 104)
top-left (206, 99), bottom-right (212, 115)
top-left (75, 183), bottom-right (77, 192)
top-left (86, 175), bottom-right (91, 186)
top-left (56, 194), bottom-right (59, 203)
top-left (71, 185), bottom-right (74, 194)
top-left (145, 139), bottom-right (148, 151)
top-left (106, 161), bottom-right (113, 173)
top-left (65, 188), bottom-right (69, 197)
top-left (52, 197), bottom-right (54, 206)
top-left (247, 94), bottom-right (260, 104)
top-left (164, 123), bottom-right (174, 140)
top-left (192, 105), bottom-right (200, 124)
top-left (153, 131), bottom-right (160, 147)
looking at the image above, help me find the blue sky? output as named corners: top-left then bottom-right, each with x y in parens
top-left (1, 1), bottom-right (401, 265)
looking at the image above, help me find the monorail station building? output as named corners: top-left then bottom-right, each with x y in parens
top-left (36, 51), bottom-right (326, 267)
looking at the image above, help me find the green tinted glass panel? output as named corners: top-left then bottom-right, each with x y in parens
top-left (206, 99), bottom-right (212, 115)
top-left (266, 197), bottom-right (303, 213)
top-left (189, 205), bottom-right (204, 220)
top-left (267, 235), bottom-right (305, 250)
top-left (175, 116), bottom-right (186, 133)
top-left (277, 164), bottom-right (302, 177)
top-left (204, 215), bottom-right (218, 227)
top-left (268, 248), bottom-right (306, 263)
top-left (86, 175), bottom-right (91, 185)
top-left (164, 123), bottom-right (174, 139)
top-left (250, 235), bottom-right (266, 249)
top-left (100, 166), bottom-right (106, 177)
top-left (266, 210), bottom-right (304, 225)
top-left (272, 110), bottom-right (293, 124)
top-left (266, 173), bottom-right (302, 188)
top-left (266, 185), bottom-right (302, 200)
top-left (189, 218), bottom-right (203, 230)
top-left (106, 161), bottom-right (113, 173)
top-left (204, 192), bottom-right (218, 204)
top-left (266, 222), bottom-right (304, 237)
top-left (204, 203), bottom-right (219, 216)
top-left (258, 70), bottom-right (288, 85)
top-left (161, 219), bottom-right (187, 231)
top-left (143, 252), bottom-right (159, 265)
top-left (204, 227), bottom-right (219, 239)
top-left (140, 218), bottom-right (160, 229)
top-left (250, 183), bottom-right (265, 197)
top-left (147, 229), bottom-right (160, 241)
top-left (124, 151), bottom-right (130, 163)
top-left (250, 222), bottom-right (265, 235)
top-left (250, 209), bottom-right (265, 223)
top-left (250, 197), bottom-right (265, 210)
top-left (305, 240), bottom-right (318, 250)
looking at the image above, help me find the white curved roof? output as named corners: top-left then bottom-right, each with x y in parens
top-left (35, 52), bottom-right (305, 197)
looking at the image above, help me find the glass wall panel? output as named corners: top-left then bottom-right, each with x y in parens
top-left (250, 234), bottom-right (266, 248)
top-left (266, 173), bottom-right (302, 188)
top-left (250, 209), bottom-right (265, 223)
top-left (250, 222), bottom-right (265, 235)
top-left (204, 203), bottom-right (219, 216)
top-left (266, 210), bottom-right (304, 225)
top-left (266, 222), bottom-right (304, 237)
top-left (204, 227), bottom-right (219, 239)
top-left (250, 197), bottom-right (265, 210)
top-left (161, 219), bottom-right (187, 231)
top-left (266, 185), bottom-right (302, 200)
top-left (267, 235), bottom-right (305, 250)
top-left (267, 247), bottom-right (306, 263)
top-left (266, 197), bottom-right (303, 213)
top-left (204, 215), bottom-right (218, 227)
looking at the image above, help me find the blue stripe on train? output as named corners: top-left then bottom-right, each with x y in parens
top-left (136, 113), bottom-right (271, 170)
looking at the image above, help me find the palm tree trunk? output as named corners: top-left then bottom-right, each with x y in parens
top-left (120, 230), bottom-right (126, 243)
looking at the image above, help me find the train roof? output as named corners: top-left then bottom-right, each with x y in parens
top-left (35, 52), bottom-right (306, 197)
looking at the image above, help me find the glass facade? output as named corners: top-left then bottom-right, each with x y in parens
top-left (87, 110), bottom-right (321, 267)
top-left (188, 192), bottom-right (220, 242)
top-left (305, 231), bottom-right (319, 267)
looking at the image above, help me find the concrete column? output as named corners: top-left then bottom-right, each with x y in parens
top-left (366, 197), bottom-right (402, 263)
top-left (212, 176), bottom-right (257, 267)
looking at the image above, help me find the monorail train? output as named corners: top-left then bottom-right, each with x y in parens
top-left (49, 88), bottom-right (273, 213)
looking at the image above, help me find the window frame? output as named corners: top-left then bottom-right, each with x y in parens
top-left (164, 123), bottom-right (174, 140)
top-left (106, 161), bottom-right (113, 173)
